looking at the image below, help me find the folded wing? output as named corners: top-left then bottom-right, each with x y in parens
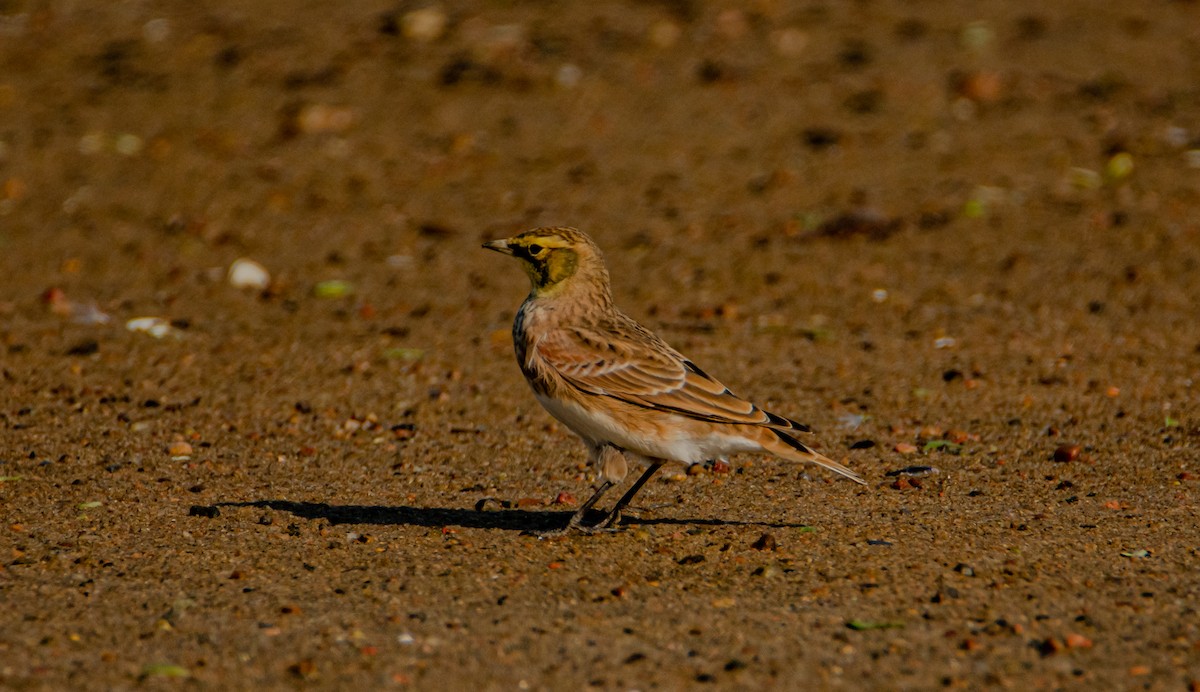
top-left (533, 322), bottom-right (812, 433)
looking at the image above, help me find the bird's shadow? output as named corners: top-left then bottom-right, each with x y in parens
top-left (206, 500), bottom-right (812, 533)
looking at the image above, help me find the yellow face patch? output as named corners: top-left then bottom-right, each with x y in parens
top-left (499, 232), bottom-right (580, 294)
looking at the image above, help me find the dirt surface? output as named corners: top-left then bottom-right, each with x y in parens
top-left (2, 1), bottom-right (1200, 689)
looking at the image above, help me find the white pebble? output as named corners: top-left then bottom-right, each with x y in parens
top-left (1163, 126), bottom-right (1189, 148)
top-left (227, 258), bottom-right (271, 290)
top-left (385, 254), bottom-right (414, 269)
top-left (73, 303), bottom-right (112, 325)
top-left (556, 63), bottom-right (582, 88)
top-left (126, 317), bottom-right (181, 339)
top-left (933, 336), bottom-right (957, 349)
top-left (871, 288), bottom-right (888, 303)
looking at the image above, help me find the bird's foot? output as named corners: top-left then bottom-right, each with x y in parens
top-left (595, 508), bottom-right (623, 530)
top-left (531, 523), bottom-right (621, 538)
top-left (530, 509), bottom-right (623, 537)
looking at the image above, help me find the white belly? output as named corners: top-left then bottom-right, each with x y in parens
top-left (534, 393), bottom-right (761, 464)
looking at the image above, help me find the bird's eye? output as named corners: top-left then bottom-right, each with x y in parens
top-left (527, 244), bottom-right (543, 256)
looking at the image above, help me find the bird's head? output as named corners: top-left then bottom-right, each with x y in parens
top-left (483, 226), bottom-right (608, 298)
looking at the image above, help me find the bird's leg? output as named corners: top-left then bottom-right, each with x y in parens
top-left (596, 461), bottom-right (664, 529)
top-left (534, 479), bottom-right (614, 537)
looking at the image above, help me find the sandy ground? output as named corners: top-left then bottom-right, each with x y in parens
top-left (2, 1), bottom-right (1200, 689)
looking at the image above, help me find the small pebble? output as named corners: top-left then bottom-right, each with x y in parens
top-left (1162, 126), bottom-right (1188, 148)
top-left (188, 505), bottom-right (220, 518)
top-left (771, 27), bottom-right (809, 57)
top-left (555, 63), bottom-right (582, 88)
top-left (314, 280), bottom-right (353, 298)
top-left (1053, 444), bottom-right (1081, 462)
top-left (65, 339), bottom-right (99, 356)
top-left (1039, 637), bottom-right (1064, 656)
top-left (750, 533), bottom-right (776, 551)
top-left (401, 7), bottom-right (447, 43)
top-left (960, 21), bottom-right (994, 53)
top-left (956, 70), bottom-right (1003, 103)
top-left (751, 564), bottom-right (781, 578)
top-left (126, 317), bottom-right (182, 339)
top-left (168, 441), bottom-right (193, 456)
top-left (143, 18), bottom-right (171, 43)
top-left (1068, 167), bottom-right (1102, 190)
top-left (114, 134), bottom-right (143, 157)
top-left (386, 254), bottom-right (414, 269)
top-left (78, 132), bottom-right (106, 155)
top-left (295, 104), bottom-right (355, 135)
top-left (1105, 152), bottom-right (1134, 181)
top-left (228, 258), bottom-right (271, 290)
top-left (894, 442), bottom-right (918, 454)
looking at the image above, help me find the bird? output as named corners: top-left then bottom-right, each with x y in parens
top-left (483, 226), bottom-right (866, 534)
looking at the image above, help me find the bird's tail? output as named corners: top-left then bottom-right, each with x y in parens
top-left (758, 428), bottom-right (867, 485)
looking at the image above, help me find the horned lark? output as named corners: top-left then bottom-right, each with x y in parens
top-left (484, 227), bottom-right (865, 534)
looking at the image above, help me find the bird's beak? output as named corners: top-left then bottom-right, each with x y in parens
top-left (482, 238), bottom-right (513, 255)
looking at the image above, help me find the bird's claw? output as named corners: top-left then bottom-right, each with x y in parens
top-left (530, 509), bottom-right (623, 537)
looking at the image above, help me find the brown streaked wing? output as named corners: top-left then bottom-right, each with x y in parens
top-left (533, 325), bottom-right (796, 427)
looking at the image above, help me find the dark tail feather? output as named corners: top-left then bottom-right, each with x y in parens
top-left (763, 429), bottom-right (867, 485)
